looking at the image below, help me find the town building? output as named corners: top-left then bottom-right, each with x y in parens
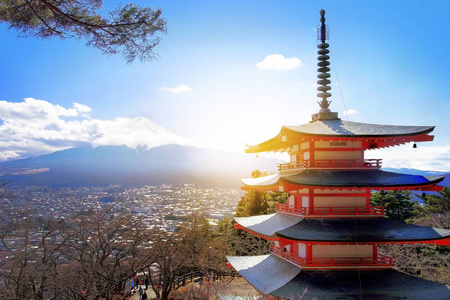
top-left (227, 10), bottom-right (450, 299)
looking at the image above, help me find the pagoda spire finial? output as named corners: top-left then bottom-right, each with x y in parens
top-left (319, 9), bottom-right (327, 43)
top-left (312, 9), bottom-right (339, 121)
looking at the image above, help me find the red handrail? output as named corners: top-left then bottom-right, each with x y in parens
top-left (270, 245), bottom-right (393, 268)
top-left (277, 159), bottom-right (382, 171)
top-left (270, 244), bottom-right (305, 266)
top-left (275, 204), bottom-right (385, 216)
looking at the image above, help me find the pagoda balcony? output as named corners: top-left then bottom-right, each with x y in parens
top-left (275, 204), bottom-right (385, 217)
top-left (277, 159), bottom-right (382, 171)
top-left (270, 245), bottom-right (393, 269)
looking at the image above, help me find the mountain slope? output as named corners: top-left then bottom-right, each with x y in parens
top-left (0, 145), bottom-right (280, 187)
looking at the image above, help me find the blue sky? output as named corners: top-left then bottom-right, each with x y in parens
top-left (0, 0), bottom-right (449, 171)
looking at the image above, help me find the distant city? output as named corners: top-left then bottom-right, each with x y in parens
top-left (0, 184), bottom-right (242, 261)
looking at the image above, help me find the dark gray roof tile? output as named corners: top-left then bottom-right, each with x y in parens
top-left (242, 170), bottom-right (445, 189)
top-left (277, 217), bottom-right (450, 242)
top-left (273, 269), bottom-right (450, 299)
top-left (227, 256), bottom-right (450, 299)
top-left (285, 120), bottom-right (434, 137)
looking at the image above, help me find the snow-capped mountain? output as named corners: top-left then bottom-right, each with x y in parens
top-left (91, 117), bottom-right (193, 150)
top-left (0, 114), bottom-right (196, 162)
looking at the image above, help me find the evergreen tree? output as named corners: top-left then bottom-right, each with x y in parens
top-left (417, 187), bottom-right (450, 214)
top-left (371, 188), bottom-right (450, 284)
top-left (216, 216), bottom-right (233, 235)
top-left (414, 187), bottom-right (450, 229)
top-left (266, 190), bottom-right (288, 214)
top-left (235, 190), bottom-right (269, 217)
top-left (370, 190), bottom-right (418, 222)
top-left (235, 170), bottom-right (269, 217)
top-left (235, 170), bottom-right (287, 217)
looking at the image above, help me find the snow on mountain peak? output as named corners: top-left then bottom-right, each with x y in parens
top-left (92, 117), bottom-right (193, 150)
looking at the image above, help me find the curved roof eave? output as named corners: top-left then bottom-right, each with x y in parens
top-left (241, 170), bottom-right (445, 191)
top-left (276, 217), bottom-right (450, 243)
top-left (234, 213), bottom-right (303, 237)
top-left (241, 173), bottom-right (281, 188)
top-left (234, 215), bottom-right (450, 244)
top-left (245, 127), bottom-right (288, 154)
top-left (245, 121), bottom-right (436, 153)
top-left (226, 254), bottom-right (301, 294)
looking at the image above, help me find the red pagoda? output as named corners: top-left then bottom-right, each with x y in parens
top-left (227, 10), bottom-right (450, 299)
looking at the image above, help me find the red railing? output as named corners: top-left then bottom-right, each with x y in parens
top-left (270, 245), bottom-right (393, 269)
top-left (270, 244), bottom-right (305, 266)
top-left (277, 159), bottom-right (382, 171)
top-left (275, 204), bottom-right (385, 216)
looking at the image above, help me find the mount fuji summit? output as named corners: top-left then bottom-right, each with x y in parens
top-left (91, 117), bottom-right (193, 150)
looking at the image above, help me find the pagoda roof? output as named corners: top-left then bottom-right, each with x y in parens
top-left (245, 119), bottom-right (435, 153)
top-left (234, 213), bottom-right (303, 238)
top-left (227, 255), bottom-right (450, 299)
top-left (286, 120), bottom-right (434, 137)
top-left (241, 170), bottom-right (445, 191)
top-left (273, 269), bottom-right (450, 299)
top-left (277, 217), bottom-right (450, 243)
top-left (235, 214), bottom-right (450, 244)
top-left (226, 254), bottom-right (301, 294)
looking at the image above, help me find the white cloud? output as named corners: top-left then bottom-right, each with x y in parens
top-left (0, 150), bottom-right (24, 161)
top-left (0, 99), bottom-right (97, 160)
top-left (0, 98), bottom-right (79, 125)
top-left (160, 85), bottom-right (192, 93)
top-left (73, 102), bottom-right (92, 114)
top-left (365, 145), bottom-right (450, 172)
top-left (0, 98), bottom-right (194, 161)
top-left (344, 109), bottom-right (359, 116)
top-left (256, 54), bottom-right (301, 71)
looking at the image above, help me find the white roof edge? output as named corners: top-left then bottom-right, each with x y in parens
top-left (235, 213), bottom-right (303, 236)
top-left (227, 254), bottom-right (301, 294)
